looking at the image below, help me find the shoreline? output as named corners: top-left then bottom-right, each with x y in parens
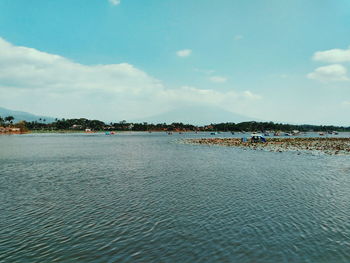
top-left (184, 137), bottom-right (350, 155)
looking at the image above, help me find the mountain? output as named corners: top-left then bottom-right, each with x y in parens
top-left (0, 106), bottom-right (257, 125)
top-left (133, 106), bottom-right (258, 125)
top-left (0, 107), bottom-right (56, 123)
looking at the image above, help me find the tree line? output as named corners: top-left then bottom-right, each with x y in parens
top-left (210, 121), bottom-right (350, 132)
top-left (1, 116), bottom-right (349, 132)
top-left (0, 116), bottom-right (14, 126)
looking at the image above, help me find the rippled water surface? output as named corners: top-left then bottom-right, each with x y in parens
top-left (1, 132), bottom-right (350, 262)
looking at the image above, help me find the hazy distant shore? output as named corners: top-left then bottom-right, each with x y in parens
top-left (185, 137), bottom-right (350, 155)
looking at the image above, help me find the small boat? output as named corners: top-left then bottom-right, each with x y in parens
top-left (250, 134), bottom-right (266, 143)
top-left (284, 133), bottom-right (292, 136)
top-left (332, 131), bottom-right (339, 135)
top-left (319, 132), bottom-right (325, 136)
top-left (292, 130), bottom-right (300, 135)
top-left (210, 132), bottom-right (218, 135)
top-left (231, 131), bottom-right (235, 135)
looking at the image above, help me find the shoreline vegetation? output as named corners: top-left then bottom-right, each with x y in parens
top-left (1, 115), bottom-right (349, 155)
top-left (185, 138), bottom-right (350, 155)
top-left (1, 116), bottom-right (350, 135)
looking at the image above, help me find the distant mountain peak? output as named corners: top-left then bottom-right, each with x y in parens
top-left (132, 106), bottom-right (258, 125)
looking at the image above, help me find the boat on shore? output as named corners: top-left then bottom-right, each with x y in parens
top-left (250, 133), bottom-right (267, 143)
top-left (292, 130), bottom-right (300, 135)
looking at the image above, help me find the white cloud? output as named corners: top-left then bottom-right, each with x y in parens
top-left (176, 49), bottom-right (192, 57)
top-left (0, 38), bottom-right (260, 121)
top-left (234, 35), bottom-right (243, 40)
top-left (307, 64), bottom-right (349, 82)
top-left (161, 86), bottom-right (260, 107)
top-left (209, 76), bottom-right (227, 83)
top-left (313, 47), bottom-right (350, 63)
top-left (243, 90), bottom-right (262, 100)
top-left (108, 0), bottom-right (120, 6)
top-left (0, 39), bottom-right (161, 94)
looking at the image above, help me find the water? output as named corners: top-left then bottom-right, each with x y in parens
top-left (1, 132), bottom-right (350, 263)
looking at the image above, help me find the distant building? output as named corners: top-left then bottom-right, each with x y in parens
top-left (72, 124), bottom-right (83, 129)
top-left (0, 127), bottom-right (21, 133)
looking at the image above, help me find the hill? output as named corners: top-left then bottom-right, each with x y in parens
top-left (132, 106), bottom-right (257, 125)
top-left (0, 107), bottom-right (55, 123)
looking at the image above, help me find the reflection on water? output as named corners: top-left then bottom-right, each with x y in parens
top-left (1, 132), bottom-right (350, 262)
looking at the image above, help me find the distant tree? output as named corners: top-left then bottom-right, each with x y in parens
top-left (5, 116), bottom-right (14, 125)
top-left (15, 121), bottom-right (28, 133)
top-left (17, 116), bottom-right (350, 132)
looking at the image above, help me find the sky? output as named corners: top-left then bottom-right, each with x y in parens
top-left (0, 0), bottom-right (350, 125)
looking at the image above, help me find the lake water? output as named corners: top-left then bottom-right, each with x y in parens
top-left (1, 132), bottom-right (350, 262)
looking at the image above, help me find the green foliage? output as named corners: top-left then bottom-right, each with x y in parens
top-left (16, 117), bottom-right (350, 132)
top-left (5, 116), bottom-right (14, 124)
top-left (210, 121), bottom-right (349, 132)
top-left (0, 115), bottom-right (15, 126)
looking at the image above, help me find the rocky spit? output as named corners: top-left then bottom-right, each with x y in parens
top-left (185, 137), bottom-right (350, 155)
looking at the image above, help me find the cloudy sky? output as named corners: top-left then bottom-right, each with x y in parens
top-left (0, 0), bottom-right (349, 125)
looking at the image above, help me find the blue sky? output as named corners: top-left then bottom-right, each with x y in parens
top-left (0, 0), bottom-right (350, 125)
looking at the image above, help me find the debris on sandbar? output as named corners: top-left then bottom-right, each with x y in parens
top-left (185, 137), bottom-right (350, 155)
